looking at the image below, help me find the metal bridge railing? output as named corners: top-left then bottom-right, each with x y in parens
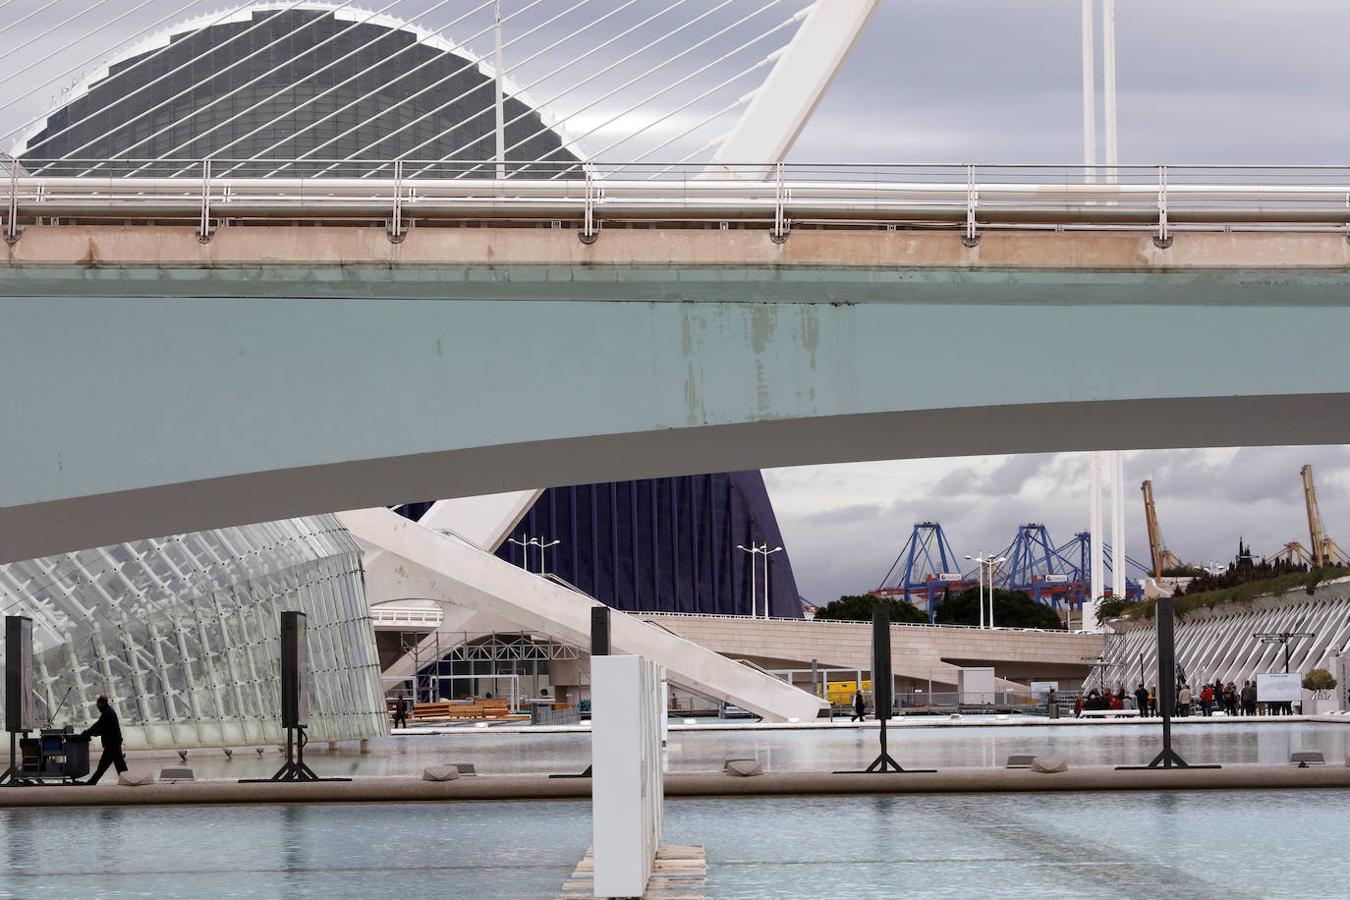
top-left (9, 159), bottom-right (1350, 245)
top-left (635, 609), bottom-right (1083, 635)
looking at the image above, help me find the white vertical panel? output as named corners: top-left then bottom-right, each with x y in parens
top-left (591, 654), bottom-right (664, 899)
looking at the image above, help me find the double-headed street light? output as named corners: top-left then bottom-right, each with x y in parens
top-left (737, 542), bottom-right (784, 619)
top-left (965, 553), bottom-right (1008, 629)
top-left (508, 536), bottom-right (562, 575)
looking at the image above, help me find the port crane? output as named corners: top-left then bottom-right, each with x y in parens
top-left (1141, 480), bottom-right (1181, 577)
top-left (1300, 465), bottom-right (1350, 567)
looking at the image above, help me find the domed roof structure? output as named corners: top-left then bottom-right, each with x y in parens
top-left (19, 3), bottom-right (576, 173)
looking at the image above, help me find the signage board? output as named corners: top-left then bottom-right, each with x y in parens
top-left (1029, 681), bottom-right (1060, 699)
top-left (1256, 672), bottom-right (1302, 704)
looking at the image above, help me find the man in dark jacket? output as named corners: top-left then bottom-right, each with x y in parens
top-left (392, 694), bottom-right (409, 730)
top-left (1134, 683), bottom-right (1150, 716)
top-left (79, 695), bottom-right (127, 785)
top-left (851, 690), bottom-right (866, 722)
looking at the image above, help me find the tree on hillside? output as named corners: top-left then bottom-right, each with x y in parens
top-left (813, 594), bottom-right (929, 624)
top-left (935, 586), bottom-right (1064, 630)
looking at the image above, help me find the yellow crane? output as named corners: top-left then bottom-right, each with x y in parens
top-left (1141, 480), bottom-right (1181, 577)
top-left (1300, 464), bottom-right (1350, 567)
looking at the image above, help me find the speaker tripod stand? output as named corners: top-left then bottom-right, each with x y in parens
top-left (835, 716), bottom-right (934, 774)
top-left (241, 726), bottom-right (349, 783)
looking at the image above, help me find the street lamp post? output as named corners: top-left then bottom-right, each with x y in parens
top-left (965, 554), bottom-right (985, 629)
top-left (737, 544), bottom-right (758, 617)
top-left (536, 538), bottom-right (561, 575)
top-left (507, 536), bottom-right (533, 572)
top-left (987, 556), bottom-right (1007, 628)
top-left (761, 545), bottom-right (783, 619)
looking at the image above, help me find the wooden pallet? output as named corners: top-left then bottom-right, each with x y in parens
top-left (559, 844), bottom-right (705, 899)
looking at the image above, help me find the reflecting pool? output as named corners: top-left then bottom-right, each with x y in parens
top-left (3, 791), bottom-right (1347, 898)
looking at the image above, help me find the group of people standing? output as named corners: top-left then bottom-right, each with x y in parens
top-left (1177, 679), bottom-right (1260, 717)
top-left (1071, 677), bottom-right (1288, 717)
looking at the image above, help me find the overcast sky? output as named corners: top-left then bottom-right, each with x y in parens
top-left (774, 1), bottom-right (1350, 601)
top-left (3, 1), bottom-right (1349, 599)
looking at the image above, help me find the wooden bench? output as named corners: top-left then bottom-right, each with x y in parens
top-left (412, 699), bottom-right (514, 721)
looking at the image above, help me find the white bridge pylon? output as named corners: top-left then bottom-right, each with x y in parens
top-left (338, 506), bottom-right (828, 723)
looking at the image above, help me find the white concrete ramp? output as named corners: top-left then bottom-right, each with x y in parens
top-left (337, 507), bottom-right (827, 723)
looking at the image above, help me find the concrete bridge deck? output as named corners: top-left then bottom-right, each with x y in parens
top-left (9, 224), bottom-right (1350, 561)
top-left (639, 613), bottom-right (1105, 689)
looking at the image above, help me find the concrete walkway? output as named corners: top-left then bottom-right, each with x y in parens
top-left (4, 764), bottom-right (1349, 809)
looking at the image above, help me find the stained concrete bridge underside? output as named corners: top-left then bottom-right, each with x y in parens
top-left (8, 225), bottom-right (1350, 561)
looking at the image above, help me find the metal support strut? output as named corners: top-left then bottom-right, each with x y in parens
top-left (770, 162), bottom-right (789, 244)
top-left (389, 159), bottom-right (406, 243)
top-left (4, 152), bottom-right (19, 245)
top-left (1154, 164), bottom-right (1172, 249)
top-left (962, 164), bottom-right (980, 247)
top-left (198, 159), bottom-right (214, 244)
top-left (579, 161), bottom-right (599, 244)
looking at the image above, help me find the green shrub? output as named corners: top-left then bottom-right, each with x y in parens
top-left (1303, 668), bottom-right (1337, 696)
top-left (813, 594), bottom-right (929, 624)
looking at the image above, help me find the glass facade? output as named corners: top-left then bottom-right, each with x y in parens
top-left (0, 515), bottom-right (385, 749)
top-left (20, 5), bottom-right (576, 175)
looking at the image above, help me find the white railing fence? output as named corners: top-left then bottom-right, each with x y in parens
top-left (8, 160), bottom-right (1350, 245)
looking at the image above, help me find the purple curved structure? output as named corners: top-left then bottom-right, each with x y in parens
top-left (496, 472), bottom-right (802, 617)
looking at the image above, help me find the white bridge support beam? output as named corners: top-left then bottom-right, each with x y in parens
top-left (706, 0), bottom-right (878, 179)
top-left (337, 507), bottom-right (828, 723)
top-left (591, 655), bottom-right (664, 899)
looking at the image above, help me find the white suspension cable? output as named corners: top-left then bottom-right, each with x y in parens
top-left (292, 0), bottom-right (564, 176)
top-left (343, 0), bottom-right (634, 171)
top-left (614, 90), bottom-right (753, 177)
top-left (0, 0), bottom-right (169, 95)
top-left (122, 0), bottom-right (401, 172)
top-left (425, 0), bottom-right (698, 170)
top-left (580, 54), bottom-right (774, 169)
top-left (326, 0), bottom-right (624, 178)
top-left (61, 0), bottom-right (363, 168)
top-left (0, 0), bottom-right (32, 19)
top-left (0, 0), bottom-right (64, 42)
top-left (427, 0), bottom-right (749, 179)
top-left (236, 0), bottom-right (498, 173)
top-left (643, 130), bottom-right (728, 181)
top-left (15, 0), bottom-right (312, 155)
top-left (0, 0), bottom-right (209, 126)
top-left (248, 0), bottom-right (571, 176)
top-left (163, 0), bottom-right (453, 175)
top-left (495, 0), bottom-right (794, 180)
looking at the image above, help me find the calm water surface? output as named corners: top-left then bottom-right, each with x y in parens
top-left (3, 791), bottom-right (1347, 898)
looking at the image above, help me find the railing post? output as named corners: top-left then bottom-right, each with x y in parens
top-left (1154, 164), bottom-right (1172, 248)
top-left (198, 159), bottom-right (213, 244)
top-left (388, 159), bottom-right (405, 244)
top-left (580, 160), bottom-right (599, 244)
top-left (5, 152), bottom-right (19, 245)
top-left (962, 164), bottom-right (980, 247)
top-left (770, 161), bottom-right (789, 244)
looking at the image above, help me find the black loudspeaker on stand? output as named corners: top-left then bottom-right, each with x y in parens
top-left (1117, 596), bottom-right (1219, 771)
top-left (2, 616), bottom-right (36, 786)
top-left (243, 612), bottom-right (349, 783)
top-left (836, 604), bottom-right (934, 775)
